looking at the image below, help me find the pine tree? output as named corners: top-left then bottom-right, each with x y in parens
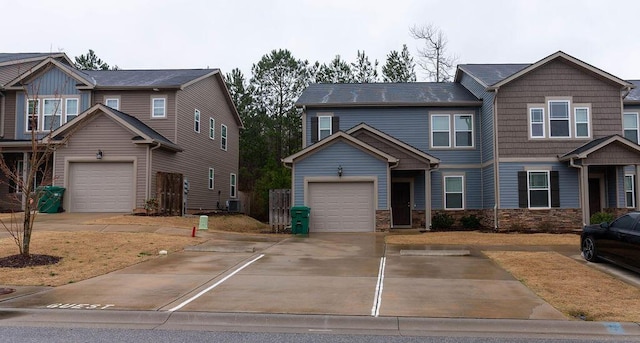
top-left (351, 50), bottom-right (378, 83)
top-left (382, 44), bottom-right (417, 82)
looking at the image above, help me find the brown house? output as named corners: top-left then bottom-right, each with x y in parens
top-left (0, 53), bottom-right (242, 213)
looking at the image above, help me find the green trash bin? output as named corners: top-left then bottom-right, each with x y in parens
top-left (37, 186), bottom-right (66, 213)
top-left (290, 206), bottom-right (311, 235)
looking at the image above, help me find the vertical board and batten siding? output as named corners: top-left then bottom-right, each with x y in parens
top-left (53, 114), bottom-right (148, 209)
top-left (496, 59), bottom-right (624, 158)
top-left (174, 75), bottom-right (240, 210)
top-left (3, 92), bottom-right (16, 140)
top-left (498, 162), bottom-right (580, 208)
top-left (459, 72), bottom-right (495, 163)
top-left (430, 168), bottom-right (482, 209)
top-left (91, 90), bottom-right (177, 142)
top-left (293, 141), bottom-right (388, 209)
top-left (0, 60), bottom-right (41, 85)
top-left (306, 107), bottom-right (482, 164)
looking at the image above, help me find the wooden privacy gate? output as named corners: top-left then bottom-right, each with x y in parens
top-left (156, 172), bottom-right (183, 215)
top-left (269, 189), bottom-right (291, 232)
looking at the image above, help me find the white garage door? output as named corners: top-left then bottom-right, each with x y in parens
top-left (308, 182), bottom-right (374, 232)
top-left (69, 162), bottom-right (134, 212)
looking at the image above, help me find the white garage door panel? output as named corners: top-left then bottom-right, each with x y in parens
top-left (69, 162), bottom-right (134, 212)
top-left (308, 182), bottom-right (374, 232)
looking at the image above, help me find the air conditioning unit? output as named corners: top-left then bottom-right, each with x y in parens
top-left (227, 199), bottom-right (241, 213)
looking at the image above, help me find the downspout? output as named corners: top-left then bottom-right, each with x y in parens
top-left (146, 142), bottom-right (162, 200)
top-left (492, 89), bottom-right (500, 231)
top-left (568, 157), bottom-right (586, 226)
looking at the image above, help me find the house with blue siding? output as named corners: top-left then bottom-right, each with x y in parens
top-left (0, 52), bottom-right (242, 213)
top-left (283, 51), bottom-right (640, 232)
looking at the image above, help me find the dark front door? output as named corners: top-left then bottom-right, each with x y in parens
top-left (588, 178), bottom-right (601, 217)
top-left (392, 182), bottom-right (411, 226)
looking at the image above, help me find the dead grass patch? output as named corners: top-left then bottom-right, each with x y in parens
top-left (0, 231), bottom-right (204, 286)
top-left (84, 214), bottom-right (269, 233)
top-left (485, 251), bottom-right (640, 322)
top-left (386, 231), bottom-right (579, 246)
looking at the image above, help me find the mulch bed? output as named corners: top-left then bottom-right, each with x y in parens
top-left (0, 254), bottom-right (61, 268)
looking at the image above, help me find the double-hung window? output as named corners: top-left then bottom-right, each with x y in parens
top-left (26, 99), bottom-right (39, 131)
top-left (624, 112), bottom-right (639, 143)
top-left (574, 107), bottom-right (590, 138)
top-left (209, 118), bottom-right (215, 140)
top-left (431, 114), bottom-right (474, 148)
top-left (529, 108), bottom-right (545, 138)
top-left (318, 116), bottom-right (332, 140)
top-left (43, 99), bottom-right (62, 131)
top-left (454, 115), bottom-right (473, 147)
top-left (625, 175), bottom-right (635, 208)
top-left (528, 171), bottom-right (550, 208)
top-left (208, 168), bottom-right (215, 190)
top-left (444, 175), bottom-right (464, 209)
top-left (152, 98), bottom-right (166, 118)
top-left (66, 98), bottom-right (79, 122)
top-left (549, 100), bottom-right (570, 137)
top-left (221, 124), bottom-right (228, 151)
top-left (431, 115), bottom-right (451, 147)
top-left (194, 109), bottom-right (201, 133)
top-left (230, 173), bottom-right (237, 198)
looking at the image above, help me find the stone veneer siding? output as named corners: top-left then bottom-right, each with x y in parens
top-left (411, 210), bottom-right (426, 229)
top-left (376, 210), bottom-right (391, 232)
top-left (497, 208), bottom-right (582, 232)
top-left (431, 209), bottom-right (493, 230)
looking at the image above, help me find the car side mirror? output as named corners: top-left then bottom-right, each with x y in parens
top-left (600, 222), bottom-right (610, 229)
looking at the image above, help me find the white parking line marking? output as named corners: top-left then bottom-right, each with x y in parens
top-left (167, 254), bottom-right (265, 312)
top-left (371, 256), bottom-right (386, 317)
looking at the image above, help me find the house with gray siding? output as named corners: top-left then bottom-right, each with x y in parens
top-left (0, 52), bottom-right (242, 213)
top-left (284, 51), bottom-right (640, 232)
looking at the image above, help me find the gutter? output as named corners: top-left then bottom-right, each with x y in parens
top-left (492, 88), bottom-right (500, 231)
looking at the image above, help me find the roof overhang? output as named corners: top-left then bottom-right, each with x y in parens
top-left (295, 101), bottom-right (482, 108)
top-left (559, 135), bottom-right (640, 161)
top-left (4, 57), bottom-right (95, 90)
top-left (0, 53), bottom-right (72, 68)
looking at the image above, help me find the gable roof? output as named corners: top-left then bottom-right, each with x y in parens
top-left (296, 82), bottom-right (481, 107)
top-left (0, 53), bottom-right (72, 67)
top-left (82, 69), bottom-right (218, 89)
top-left (282, 131), bottom-right (399, 165)
top-left (625, 80), bottom-right (640, 104)
top-left (4, 57), bottom-right (95, 90)
top-left (346, 123), bottom-right (439, 165)
top-left (44, 104), bottom-right (182, 152)
top-left (559, 135), bottom-right (640, 161)
top-left (455, 64), bottom-right (529, 87)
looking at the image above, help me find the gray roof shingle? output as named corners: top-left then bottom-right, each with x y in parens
top-left (82, 69), bottom-right (217, 88)
top-left (626, 80), bottom-right (640, 103)
top-left (107, 107), bottom-right (180, 150)
top-left (296, 83), bottom-right (481, 107)
top-left (457, 64), bottom-right (530, 87)
top-left (0, 53), bottom-right (60, 64)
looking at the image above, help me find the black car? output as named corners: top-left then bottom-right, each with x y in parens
top-left (581, 212), bottom-right (640, 273)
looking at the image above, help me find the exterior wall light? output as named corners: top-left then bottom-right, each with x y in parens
top-left (96, 150), bottom-right (103, 160)
top-left (338, 165), bottom-right (343, 177)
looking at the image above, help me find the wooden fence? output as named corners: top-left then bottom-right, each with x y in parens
top-left (156, 172), bottom-right (183, 216)
top-left (269, 189), bottom-right (291, 232)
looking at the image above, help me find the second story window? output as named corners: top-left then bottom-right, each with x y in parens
top-left (431, 115), bottom-right (450, 147)
top-left (194, 109), bottom-right (201, 133)
top-left (26, 97), bottom-right (80, 132)
top-left (152, 97), bottom-right (166, 118)
top-left (454, 114), bottom-right (473, 147)
top-left (624, 112), bottom-right (639, 143)
top-left (209, 118), bottom-right (215, 140)
top-left (318, 116), bottom-right (332, 140)
top-left (27, 99), bottom-right (39, 131)
top-left (574, 107), bottom-right (590, 138)
top-left (529, 108), bottom-right (545, 138)
top-left (430, 113), bottom-right (475, 148)
top-left (43, 99), bottom-right (62, 131)
top-left (221, 124), bottom-right (228, 151)
top-left (105, 98), bottom-right (119, 110)
top-left (66, 98), bottom-right (79, 122)
top-left (549, 100), bottom-right (570, 137)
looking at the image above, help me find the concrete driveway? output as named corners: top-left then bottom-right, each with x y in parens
top-left (0, 225), bottom-right (566, 320)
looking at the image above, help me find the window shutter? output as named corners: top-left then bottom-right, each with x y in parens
top-left (332, 116), bottom-right (340, 134)
top-left (550, 171), bottom-right (560, 207)
top-left (518, 171), bottom-right (527, 208)
top-left (311, 117), bottom-right (318, 143)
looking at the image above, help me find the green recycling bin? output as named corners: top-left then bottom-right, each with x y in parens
top-left (37, 186), bottom-right (66, 213)
top-left (290, 206), bottom-right (311, 235)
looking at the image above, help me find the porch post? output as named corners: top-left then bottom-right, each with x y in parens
top-left (636, 165), bottom-right (640, 211)
top-left (425, 168), bottom-right (431, 230)
top-left (580, 165), bottom-right (589, 226)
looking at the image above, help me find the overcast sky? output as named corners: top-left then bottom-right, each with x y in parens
top-left (5, 0), bottom-right (640, 80)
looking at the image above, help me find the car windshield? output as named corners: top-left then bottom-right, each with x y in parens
top-left (612, 214), bottom-right (636, 229)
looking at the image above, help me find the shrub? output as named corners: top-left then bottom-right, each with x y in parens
top-left (590, 212), bottom-right (614, 225)
top-left (460, 215), bottom-right (481, 229)
top-left (431, 212), bottom-right (454, 230)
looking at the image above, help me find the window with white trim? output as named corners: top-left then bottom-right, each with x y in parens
top-left (624, 112), bottom-right (639, 143)
top-left (194, 109), bottom-right (201, 133)
top-left (208, 168), bottom-right (215, 190)
top-left (574, 107), bottom-right (590, 138)
top-left (318, 116), bottom-right (332, 140)
top-left (625, 174), bottom-right (635, 208)
top-left (26, 99), bottom-right (39, 131)
top-left (209, 118), bottom-right (215, 140)
top-left (454, 114), bottom-right (473, 147)
top-left (230, 173), bottom-right (237, 198)
top-left (43, 99), bottom-right (62, 131)
top-left (65, 98), bottom-right (79, 122)
top-left (549, 100), bottom-right (570, 137)
top-left (444, 175), bottom-right (464, 209)
top-left (529, 107), bottom-right (545, 138)
top-left (151, 98), bottom-right (166, 118)
top-left (105, 98), bottom-right (119, 110)
top-left (528, 171), bottom-right (550, 208)
top-left (221, 124), bottom-right (228, 151)
top-left (431, 115), bottom-right (451, 147)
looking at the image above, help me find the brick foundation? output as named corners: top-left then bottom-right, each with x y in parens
top-left (376, 210), bottom-right (391, 232)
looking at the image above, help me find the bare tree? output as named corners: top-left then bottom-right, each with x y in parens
top-left (410, 24), bottom-right (458, 82)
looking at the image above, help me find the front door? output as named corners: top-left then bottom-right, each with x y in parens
top-left (391, 182), bottom-right (411, 227)
top-left (588, 178), bottom-right (601, 217)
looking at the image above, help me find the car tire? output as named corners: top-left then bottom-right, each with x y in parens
top-left (582, 236), bottom-right (599, 262)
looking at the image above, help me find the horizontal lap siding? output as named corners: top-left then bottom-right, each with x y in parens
top-left (54, 114), bottom-right (148, 209)
top-left (294, 141), bottom-right (388, 209)
top-left (482, 164), bottom-right (495, 208)
top-left (498, 162), bottom-right (579, 208)
top-left (414, 171), bottom-right (426, 209)
top-left (0, 61), bottom-right (40, 85)
top-left (460, 73), bottom-right (495, 163)
top-left (430, 168), bottom-right (482, 209)
top-left (497, 60), bottom-right (623, 158)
